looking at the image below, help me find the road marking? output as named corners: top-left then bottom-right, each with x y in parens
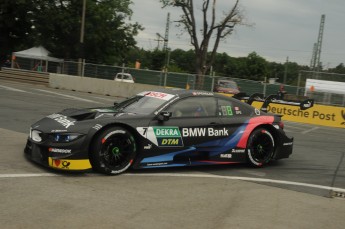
top-left (0, 173), bottom-right (58, 178)
top-left (301, 126), bottom-right (320, 134)
top-left (35, 89), bottom-right (104, 104)
top-left (0, 84), bottom-right (26, 92)
top-left (2, 172), bottom-right (345, 193)
top-left (125, 173), bottom-right (345, 193)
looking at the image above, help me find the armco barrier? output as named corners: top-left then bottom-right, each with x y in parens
top-left (49, 73), bottom-right (164, 98)
top-left (251, 101), bottom-right (345, 128)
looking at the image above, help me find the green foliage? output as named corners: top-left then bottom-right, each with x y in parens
top-left (0, 0), bottom-right (142, 65)
top-left (328, 63), bottom-right (345, 74)
top-left (0, 0), bottom-right (36, 62)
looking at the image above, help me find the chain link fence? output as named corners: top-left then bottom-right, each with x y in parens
top-left (9, 58), bottom-right (345, 106)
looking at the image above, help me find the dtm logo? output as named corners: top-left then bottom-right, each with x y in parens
top-left (137, 126), bottom-right (184, 147)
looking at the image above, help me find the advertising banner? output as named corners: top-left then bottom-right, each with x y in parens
top-left (251, 102), bottom-right (345, 128)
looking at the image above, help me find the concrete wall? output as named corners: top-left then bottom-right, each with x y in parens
top-left (49, 73), bottom-right (164, 98)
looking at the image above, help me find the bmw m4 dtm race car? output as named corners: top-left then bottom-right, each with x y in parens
top-left (24, 88), bottom-right (313, 175)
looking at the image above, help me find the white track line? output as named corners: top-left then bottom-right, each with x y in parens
top-left (125, 173), bottom-right (345, 193)
top-left (301, 127), bottom-right (320, 134)
top-left (0, 84), bottom-right (26, 92)
top-left (0, 173), bottom-right (58, 178)
top-left (35, 89), bottom-right (103, 104)
top-left (1, 172), bottom-right (344, 193)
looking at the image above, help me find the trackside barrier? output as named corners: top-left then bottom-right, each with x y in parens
top-left (251, 101), bottom-right (345, 128)
top-left (49, 73), bottom-right (164, 98)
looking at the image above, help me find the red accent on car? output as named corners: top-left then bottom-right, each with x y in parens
top-left (236, 116), bottom-right (275, 148)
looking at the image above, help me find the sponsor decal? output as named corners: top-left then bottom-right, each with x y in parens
top-left (138, 91), bottom-right (175, 101)
top-left (182, 127), bottom-right (229, 137)
top-left (221, 106), bottom-right (233, 116)
top-left (231, 148), bottom-right (246, 153)
top-left (192, 92), bottom-right (214, 96)
top-left (137, 127), bottom-right (184, 147)
top-left (146, 162), bottom-right (168, 167)
top-left (144, 144), bottom-right (152, 150)
top-left (283, 142), bottom-right (293, 146)
top-left (234, 106), bottom-right (242, 115)
top-left (342, 110), bottom-right (345, 125)
top-left (51, 130), bottom-right (68, 133)
top-left (48, 148), bottom-right (72, 154)
top-left (92, 124), bottom-right (102, 130)
top-left (220, 154), bottom-right (232, 159)
top-left (47, 114), bottom-right (75, 128)
top-left (255, 109), bottom-right (260, 115)
top-left (48, 158), bottom-right (92, 170)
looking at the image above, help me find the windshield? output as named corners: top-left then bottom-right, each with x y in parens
top-left (114, 95), bottom-right (170, 115)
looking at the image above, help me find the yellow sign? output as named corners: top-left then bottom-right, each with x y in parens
top-left (48, 158), bottom-right (92, 170)
top-left (251, 101), bottom-right (345, 128)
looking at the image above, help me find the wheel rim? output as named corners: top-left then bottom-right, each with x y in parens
top-left (250, 131), bottom-right (274, 163)
top-left (100, 134), bottom-right (134, 169)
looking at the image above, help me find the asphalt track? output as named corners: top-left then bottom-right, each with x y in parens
top-left (1, 80), bottom-right (344, 228)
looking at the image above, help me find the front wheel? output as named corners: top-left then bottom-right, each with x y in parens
top-left (246, 128), bottom-right (275, 167)
top-left (90, 127), bottom-right (136, 175)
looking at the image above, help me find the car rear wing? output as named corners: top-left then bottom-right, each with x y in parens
top-left (233, 93), bottom-right (314, 112)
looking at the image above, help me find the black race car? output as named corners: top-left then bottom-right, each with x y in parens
top-left (25, 89), bottom-right (297, 175)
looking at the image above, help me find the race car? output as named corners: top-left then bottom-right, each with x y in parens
top-left (25, 88), bottom-right (295, 175)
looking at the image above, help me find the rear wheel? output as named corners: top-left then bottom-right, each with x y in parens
top-left (90, 127), bottom-right (136, 175)
top-left (246, 128), bottom-right (275, 167)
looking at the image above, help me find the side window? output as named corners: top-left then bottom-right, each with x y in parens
top-left (217, 98), bottom-right (251, 117)
top-left (168, 97), bottom-right (217, 118)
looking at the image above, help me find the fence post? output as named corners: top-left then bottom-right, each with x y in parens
top-left (296, 72), bottom-right (301, 95)
top-left (81, 59), bottom-right (85, 77)
top-left (163, 69), bottom-right (167, 87)
top-left (263, 77), bottom-right (267, 97)
top-left (211, 74), bottom-right (215, 92)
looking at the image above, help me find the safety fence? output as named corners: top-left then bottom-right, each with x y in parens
top-left (8, 58), bottom-right (345, 107)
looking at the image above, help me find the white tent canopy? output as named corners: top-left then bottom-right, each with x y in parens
top-left (12, 46), bottom-right (63, 63)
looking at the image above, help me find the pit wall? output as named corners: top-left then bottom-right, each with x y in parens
top-left (251, 101), bottom-right (345, 128)
top-left (50, 74), bottom-right (345, 128)
top-left (49, 73), bottom-right (164, 98)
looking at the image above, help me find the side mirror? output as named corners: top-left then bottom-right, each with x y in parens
top-left (157, 111), bottom-right (172, 122)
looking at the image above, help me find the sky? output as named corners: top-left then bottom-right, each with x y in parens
top-left (130, 0), bottom-right (345, 68)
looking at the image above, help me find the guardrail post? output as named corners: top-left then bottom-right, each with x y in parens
top-left (163, 69), bottom-right (167, 87)
top-left (263, 77), bottom-right (267, 97)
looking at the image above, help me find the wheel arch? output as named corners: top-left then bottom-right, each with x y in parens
top-left (247, 123), bottom-right (280, 159)
top-left (87, 122), bottom-right (140, 158)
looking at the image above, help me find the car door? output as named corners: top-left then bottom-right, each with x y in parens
top-left (147, 96), bottom-right (226, 162)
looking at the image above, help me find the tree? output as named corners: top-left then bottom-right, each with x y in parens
top-left (1, 0), bottom-right (142, 65)
top-left (31, 0), bottom-right (142, 64)
top-left (0, 0), bottom-right (35, 64)
top-left (160, 0), bottom-right (245, 88)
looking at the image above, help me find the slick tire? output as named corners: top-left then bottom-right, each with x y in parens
top-left (246, 128), bottom-right (275, 167)
top-left (90, 127), bottom-right (136, 175)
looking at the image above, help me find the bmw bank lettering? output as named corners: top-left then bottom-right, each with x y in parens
top-left (182, 127), bottom-right (229, 137)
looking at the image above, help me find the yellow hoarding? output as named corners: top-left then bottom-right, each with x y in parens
top-left (251, 101), bottom-right (345, 128)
